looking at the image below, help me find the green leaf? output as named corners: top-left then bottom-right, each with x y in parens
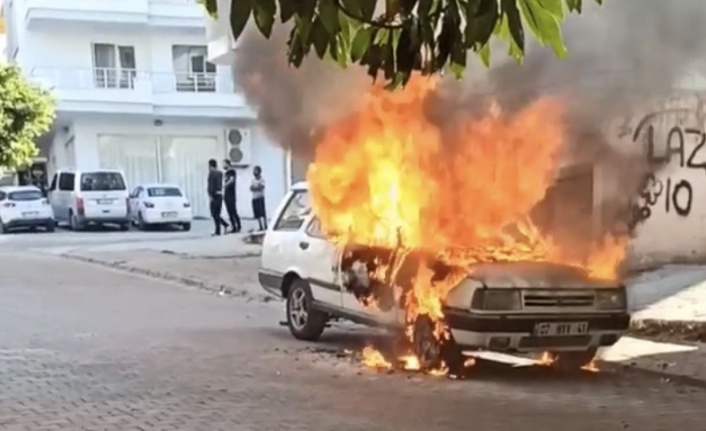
top-left (341, 0), bottom-right (362, 17)
top-left (318, 0), bottom-right (340, 34)
top-left (287, 27), bottom-right (307, 67)
top-left (518, 0), bottom-right (567, 57)
top-left (279, 0), bottom-right (297, 21)
top-left (252, 0), bottom-right (276, 38)
top-left (294, 0), bottom-right (317, 20)
top-left (360, 0), bottom-right (376, 21)
top-left (565, 0), bottom-right (582, 13)
top-left (465, 0), bottom-right (499, 48)
top-left (350, 27), bottom-right (373, 61)
top-left (310, 18), bottom-right (330, 57)
top-left (200, 0), bottom-right (218, 18)
top-left (229, 0), bottom-right (252, 41)
top-left (501, 0), bottom-right (524, 53)
top-left (538, 0), bottom-right (564, 19)
top-left (478, 43), bottom-right (491, 66)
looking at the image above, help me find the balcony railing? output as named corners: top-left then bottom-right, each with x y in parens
top-left (30, 67), bottom-right (234, 94)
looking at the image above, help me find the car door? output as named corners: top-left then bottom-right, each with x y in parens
top-left (47, 173), bottom-right (61, 220)
top-left (128, 187), bottom-right (142, 219)
top-left (301, 216), bottom-right (343, 309)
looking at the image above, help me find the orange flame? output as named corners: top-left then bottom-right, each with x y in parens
top-left (307, 75), bottom-right (626, 370)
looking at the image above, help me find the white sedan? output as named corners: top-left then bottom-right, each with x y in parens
top-left (0, 185), bottom-right (55, 233)
top-left (128, 184), bottom-right (192, 231)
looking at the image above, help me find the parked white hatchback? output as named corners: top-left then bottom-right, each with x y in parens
top-left (258, 182), bottom-right (630, 372)
top-left (128, 184), bottom-right (192, 231)
top-left (0, 185), bottom-right (55, 233)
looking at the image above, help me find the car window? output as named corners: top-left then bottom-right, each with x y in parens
top-left (147, 187), bottom-right (182, 197)
top-left (8, 190), bottom-right (43, 201)
top-left (274, 190), bottom-right (312, 231)
top-left (80, 172), bottom-right (126, 191)
top-left (129, 187), bottom-right (139, 198)
top-left (58, 173), bottom-right (74, 191)
top-left (49, 174), bottom-right (57, 191)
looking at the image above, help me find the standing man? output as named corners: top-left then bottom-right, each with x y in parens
top-left (250, 165), bottom-right (267, 231)
top-left (207, 159), bottom-right (228, 236)
top-left (222, 159), bottom-right (241, 233)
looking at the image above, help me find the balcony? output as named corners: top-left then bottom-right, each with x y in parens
top-left (29, 67), bottom-right (254, 119)
top-left (22, 0), bottom-right (204, 31)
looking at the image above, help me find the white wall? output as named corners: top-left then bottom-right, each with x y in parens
top-left (53, 116), bottom-right (288, 218)
top-left (17, 27), bottom-right (230, 76)
top-left (603, 95), bottom-right (706, 267)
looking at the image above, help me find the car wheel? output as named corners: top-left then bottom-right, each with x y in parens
top-left (0, 220), bottom-right (5, 234)
top-left (45, 221), bottom-right (55, 233)
top-left (286, 278), bottom-right (327, 341)
top-left (551, 349), bottom-right (597, 371)
top-left (69, 210), bottom-right (83, 231)
top-left (182, 222), bottom-right (191, 231)
top-left (412, 315), bottom-right (465, 375)
top-left (119, 222), bottom-right (129, 231)
top-left (137, 212), bottom-right (149, 231)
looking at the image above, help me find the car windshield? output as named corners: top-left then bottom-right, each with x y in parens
top-left (80, 172), bottom-right (126, 191)
top-left (8, 190), bottom-right (43, 201)
top-left (147, 187), bottom-right (182, 197)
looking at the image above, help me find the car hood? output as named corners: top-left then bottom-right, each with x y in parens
top-left (466, 261), bottom-right (622, 289)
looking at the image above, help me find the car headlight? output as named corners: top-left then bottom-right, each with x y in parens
top-left (472, 289), bottom-right (522, 311)
top-left (595, 289), bottom-right (627, 310)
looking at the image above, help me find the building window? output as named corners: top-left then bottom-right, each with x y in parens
top-left (171, 45), bottom-right (216, 93)
top-left (92, 43), bottom-right (137, 89)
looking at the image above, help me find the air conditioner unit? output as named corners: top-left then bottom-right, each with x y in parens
top-left (225, 128), bottom-right (252, 167)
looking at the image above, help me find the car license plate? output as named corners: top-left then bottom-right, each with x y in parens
top-left (22, 211), bottom-right (38, 218)
top-left (161, 212), bottom-right (178, 218)
top-left (533, 322), bottom-right (589, 337)
top-left (97, 199), bottom-right (113, 205)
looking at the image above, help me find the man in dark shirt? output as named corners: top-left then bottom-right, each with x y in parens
top-left (207, 159), bottom-right (229, 235)
top-left (222, 159), bottom-right (242, 233)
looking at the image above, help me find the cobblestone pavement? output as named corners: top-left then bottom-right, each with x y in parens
top-left (1, 251), bottom-right (706, 431)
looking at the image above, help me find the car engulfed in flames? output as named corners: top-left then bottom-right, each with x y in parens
top-left (260, 74), bottom-right (631, 375)
top-left (340, 244), bottom-right (628, 373)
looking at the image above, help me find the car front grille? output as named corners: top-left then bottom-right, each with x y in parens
top-left (522, 290), bottom-right (595, 308)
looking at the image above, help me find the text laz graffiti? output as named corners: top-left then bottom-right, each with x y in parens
top-left (632, 123), bottom-right (705, 223)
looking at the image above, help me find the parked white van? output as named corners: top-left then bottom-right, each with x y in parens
top-left (48, 169), bottom-right (131, 231)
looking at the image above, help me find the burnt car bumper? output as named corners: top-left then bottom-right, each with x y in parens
top-left (443, 307), bottom-right (631, 353)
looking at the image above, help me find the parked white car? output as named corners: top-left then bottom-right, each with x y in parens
top-left (48, 169), bottom-right (130, 231)
top-left (128, 184), bottom-right (192, 231)
top-left (0, 185), bottom-right (55, 233)
top-left (258, 182), bottom-right (630, 372)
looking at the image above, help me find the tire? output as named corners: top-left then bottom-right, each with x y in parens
top-left (45, 221), bottom-right (55, 232)
top-left (0, 220), bottom-right (5, 234)
top-left (412, 315), bottom-right (465, 375)
top-left (182, 222), bottom-right (191, 231)
top-left (285, 278), bottom-right (327, 341)
top-left (119, 222), bottom-right (129, 231)
top-left (551, 348), bottom-right (597, 371)
top-left (69, 210), bottom-right (83, 231)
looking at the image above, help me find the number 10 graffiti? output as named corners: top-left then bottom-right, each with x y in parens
top-left (633, 174), bottom-right (693, 222)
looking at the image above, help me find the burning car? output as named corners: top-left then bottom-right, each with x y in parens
top-left (258, 182), bottom-right (630, 373)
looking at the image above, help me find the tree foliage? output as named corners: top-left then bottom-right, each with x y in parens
top-left (200, 0), bottom-right (603, 88)
top-left (0, 64), bottom-right (55, 169)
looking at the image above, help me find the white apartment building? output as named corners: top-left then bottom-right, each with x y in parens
top-left (1, 0), bottom-right (289, 218)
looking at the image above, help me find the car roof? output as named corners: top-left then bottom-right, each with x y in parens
top-left (57, 169), bottom-right (125, 174)
top-left (0, 185), bottom-right (41, 193)
top-left (138, 183), bottom-right (182, 190)
top-left (291, 181), bottom-right (308, 191)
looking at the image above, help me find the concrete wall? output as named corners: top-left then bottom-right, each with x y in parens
top-left (605, 95), bottom-right (706, 267)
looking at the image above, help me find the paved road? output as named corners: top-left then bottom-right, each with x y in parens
top-left (0, 234), bottom-right (705, 430)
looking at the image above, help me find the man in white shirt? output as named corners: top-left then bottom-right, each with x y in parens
top-left (250, 165), bottom-right (267, 231)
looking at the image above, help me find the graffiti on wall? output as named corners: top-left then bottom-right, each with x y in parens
top-left (631, 112), bottom-right (706, 224)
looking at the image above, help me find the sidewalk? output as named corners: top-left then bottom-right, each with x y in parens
top-left (59, 234), bottom-right (272, 303)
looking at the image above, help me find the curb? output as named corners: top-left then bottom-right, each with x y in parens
top-left (60, 253), bottom-right (279, 304)
top-left (629, 319), bottom-right (706, 343)
top-left (599, 359), bottom-right (706, 389)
